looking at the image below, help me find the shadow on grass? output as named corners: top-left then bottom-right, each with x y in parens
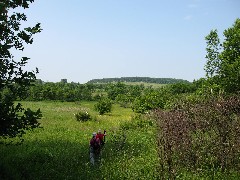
top-left (0, 133), bottom-right (153, 180)
top-left (0, 133), bottom-right (154, 180)
top-left (0, 139), bottom-right (102, 180)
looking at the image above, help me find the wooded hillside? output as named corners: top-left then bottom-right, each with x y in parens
top-left (87, 77), bottom-right (189, 84)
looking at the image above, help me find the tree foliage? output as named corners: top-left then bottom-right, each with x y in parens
top-left (205, 18), bottom-right (240, 93)
top-left (106, 82), bottom-right (127, 100)
top-left (0, 0), bottom-right (42, 138)
top-left (26, 81), bottom-right (93, 101)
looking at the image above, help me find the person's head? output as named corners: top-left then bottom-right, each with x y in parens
top-left (92, 132), bottom-right (96, 137)
top-left (98, 129), bottom-right (101, 134)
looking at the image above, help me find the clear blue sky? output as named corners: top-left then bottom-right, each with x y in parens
top-left (16, 0), bottom-right (240, 83)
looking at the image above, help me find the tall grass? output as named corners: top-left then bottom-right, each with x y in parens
top-left (0, 101), bottom-right (159, 180)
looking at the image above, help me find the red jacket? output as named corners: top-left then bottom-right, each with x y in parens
top-left (96, 133), bottom-right (105, 142)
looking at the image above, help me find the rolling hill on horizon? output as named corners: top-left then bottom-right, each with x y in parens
top-left (87, 77), bottom-right (190, 84)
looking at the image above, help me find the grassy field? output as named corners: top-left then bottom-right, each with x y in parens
top-left (123, 82), bottom-right (166, 88)
top-left (0, 101), bottom-right (159, 180)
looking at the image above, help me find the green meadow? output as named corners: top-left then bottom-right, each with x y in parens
top-left (0, 101), bottom-right (159, 180)
top-left (123, 82), bottom-right (166, 88)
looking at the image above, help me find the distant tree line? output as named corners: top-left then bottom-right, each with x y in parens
top-left (25, 81), bottom-right (95, 101)
top-left (87, 77), bottom-right (189, 84)
top-left (24, 79), bottom-right (198, 103)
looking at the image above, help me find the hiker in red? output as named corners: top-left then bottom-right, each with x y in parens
top-left (89, 132), bottom-right (100, 165)
top-left (96, 129), bottom-right (106, 147)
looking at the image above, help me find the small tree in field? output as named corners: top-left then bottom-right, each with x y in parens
top-left (0, 0), bottom-right (42, 139)
top-left (94, 98), bottom-right (112, 115)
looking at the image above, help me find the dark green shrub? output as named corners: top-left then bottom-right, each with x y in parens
top-left (74, 111), bottom-right (91, 121)
top-left (94, 98), bottom-right (112, 115)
